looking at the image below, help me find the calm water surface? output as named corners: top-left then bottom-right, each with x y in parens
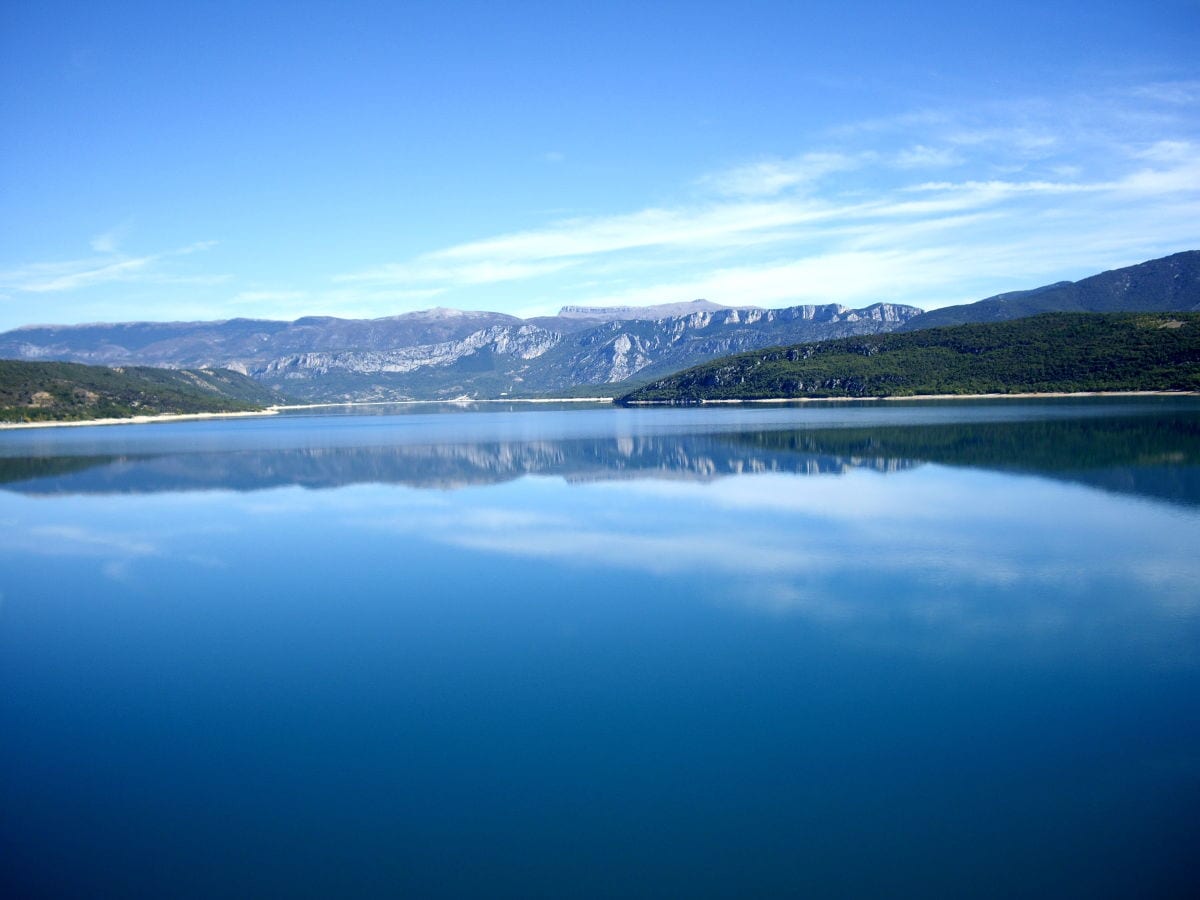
top-left (2, 398), bottom-right (1199, 897)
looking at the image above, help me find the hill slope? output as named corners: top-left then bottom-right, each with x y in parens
top-left (619, 313), bottom-right (1200, 403)
top-left (0, 360), bottom-right (287, 423)
top-left (900, 250), bottom-right (1200, 330)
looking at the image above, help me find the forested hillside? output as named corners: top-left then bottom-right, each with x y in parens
top-left (620, 313), bottom-right (1200, 403)
top-left (0, 360), bottom-right (286, 423)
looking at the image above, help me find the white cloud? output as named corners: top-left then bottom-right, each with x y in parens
top-left (827, 108), bottom-right (953, 138)
top-left (904, 178), bottom-right (1101, 196)
top-left (893, 144), bottom-right (964, 168)
top-left (551, 249), bottom-right (956, 310)
top-left (0, 239), bottom-right (221, 295)
top-left (176, 239), bottom-right (218, 255)
top-left (944, 127), bottom-right (1059, 155)
top-left (334, 199), bottom-right (856, 291)
top-left (1131, 139), bottom-right (1195, 162)
top-left (1115, 161), bottom-right (1200, 195)
top-left (89, 226), bottom-right (124, 253)
top-left (433, 201), bottom-right (832, 261)
top-left (1125, 81), bottom-right (1200, 105)
top-left (325, 79), bottom-right (1199, 315)
top-left (5, 79), bottom-right (1197, 325)
top-left (698, 152), bottom-right (864, 197)
top-left (20, 255), bottom-right (158, 292)
top-left (1051, 164), bottom-right (1082, 178)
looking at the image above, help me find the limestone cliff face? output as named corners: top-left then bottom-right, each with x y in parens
top-left (532, 302), bottom-right (922, 389)
top-left (260, 325), bottom-right (560, 378)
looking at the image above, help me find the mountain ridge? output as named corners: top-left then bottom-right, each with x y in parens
top-left (899, 250), bottom-right (1200, 330)
top-left (0, 301), bottom-right (922, 401)
top-left (3, 251), bottom-right (1198, 401)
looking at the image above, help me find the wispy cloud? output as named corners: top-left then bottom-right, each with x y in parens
top-left (326, 83), bottom-right (1198, 314)
top-left (698, 152), bottom-right (866, 197)
top-left (1124, 80), bottom-right (1200, 106)
top-left (0, 240), bottom-right (222, 295)
top-left (89, 223), bottom-right (129, 253)
top-left (22, 255), bottom-right (158, 293)
top-left (333, 199), bottom-right (849, 292)
top-left (893, 144), bottom-right (964, 168)
top-left (903, 178), bottom-right (1105, 196)
top-left (337, 159), bottom-right (1197, 313)
top-left (4, 79), bottom-right (1196, 326)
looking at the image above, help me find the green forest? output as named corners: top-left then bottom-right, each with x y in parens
top-left (0, 360), bottom-right (286, 423)
top-left (619, 313), bottom-right (1200, 403)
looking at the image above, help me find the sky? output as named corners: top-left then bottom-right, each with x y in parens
top-left (1, 0), bottom-right (1198, 330)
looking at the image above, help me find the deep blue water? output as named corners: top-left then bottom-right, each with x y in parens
top-left (2, 398), bottom-right (1199, 898)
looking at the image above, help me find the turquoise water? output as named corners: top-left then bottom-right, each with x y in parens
top-left (2, 398), bottom-right (1199, 897)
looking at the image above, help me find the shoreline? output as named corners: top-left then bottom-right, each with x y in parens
top-left (2, 390), bottom-right (1194, 429)
top-left (621, 390), bottom-right (1200, 405)
top-left (0, 396), bottom-right (615, 430)
top-left (0, 408), bottom-right (282, 430)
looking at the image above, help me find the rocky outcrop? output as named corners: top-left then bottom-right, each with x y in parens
top-left (260, 325), bottom-right (560, 378)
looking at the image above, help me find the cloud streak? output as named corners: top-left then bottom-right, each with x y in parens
top-left (698, 152), bottom-right (867, 197)
top-left (325, 79), bottom-right (1199, 317)
top-left (0, 240), bottom-right (222, 295)
top-left (335, 135), bottom-right (1199, 312)
top-left (2, 80), bottom-right (1196, 325)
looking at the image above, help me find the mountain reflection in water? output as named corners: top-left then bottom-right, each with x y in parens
top-left (2, 399), bottom-right (1198, 506)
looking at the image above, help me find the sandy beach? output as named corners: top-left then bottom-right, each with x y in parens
top-left (0, 397), bottom-right (615, 429)
top-left (0, 408), bottom-right (282, 430)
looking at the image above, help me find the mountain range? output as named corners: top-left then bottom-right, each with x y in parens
top-left (0, 250), bottom-right (1196, 401)
top-left (0, 300), bottom-right (919, 401)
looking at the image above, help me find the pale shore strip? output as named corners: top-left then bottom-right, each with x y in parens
top-left (0, 396), bottom-right (614, 430)
top-left (0, 408), bottom-right (282, 430)
top-left (623, 390), bottom-right (1200, 405)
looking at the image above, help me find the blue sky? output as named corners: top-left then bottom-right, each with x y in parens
top-left (1, 0), bottom-right (1198, 329)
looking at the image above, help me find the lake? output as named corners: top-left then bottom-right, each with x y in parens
top-left (2, 397), bottom-right (1199, 898)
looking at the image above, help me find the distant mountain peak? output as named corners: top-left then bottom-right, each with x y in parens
top-left (900, 250), bottom-right (1200, 330)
